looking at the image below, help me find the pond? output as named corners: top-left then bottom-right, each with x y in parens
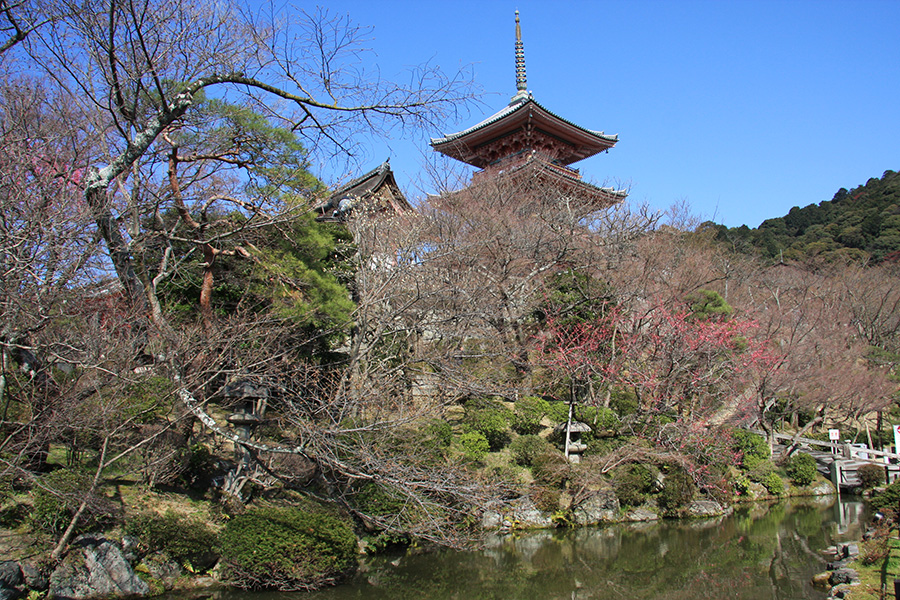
top-left (199, 497), bottom-right (868, 600)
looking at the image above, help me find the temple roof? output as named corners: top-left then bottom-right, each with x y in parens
top-left (430, 95), bottom-right (618, 169)
top-left (315, 160), bottom-right (411, 221)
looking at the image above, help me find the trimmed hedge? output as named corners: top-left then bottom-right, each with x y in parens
top-left (458, 431), bottom-right (490, 462)
top-left (463, 400), bottom-right (512, 451)
top-left (509, 435), bottom-right (550, 467)
top-left (219, 506), bottom-right (356, 591)
top-left (784, 453), bottom-right (817, 487)
top-left (124, 511), bottom-right (218, 569)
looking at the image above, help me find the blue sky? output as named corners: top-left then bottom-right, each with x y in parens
top-left (306, 0), bottom-right (900, 228)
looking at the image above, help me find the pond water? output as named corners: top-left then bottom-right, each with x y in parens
top-left (198, 497), bottom-right (868, 600)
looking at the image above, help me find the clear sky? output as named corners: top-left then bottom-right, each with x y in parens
top-left (304, 0), bottom-right (900, 228)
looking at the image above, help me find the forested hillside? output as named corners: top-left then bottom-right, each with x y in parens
top-left (708, 169), bottom-right (900, 262)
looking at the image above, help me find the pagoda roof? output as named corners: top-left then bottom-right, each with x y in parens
top-left (500, 155), bottom-right (627, 206)
top-left (430, 95), bottom-right (618, 169)
top-left (436, 154), bottom-right (627, 209)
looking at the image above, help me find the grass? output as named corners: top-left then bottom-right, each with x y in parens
top-left (851, 534), bottom-right (900, 599)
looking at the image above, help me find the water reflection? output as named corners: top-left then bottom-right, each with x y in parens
top-left (193, 497), bottom-right (866, 600)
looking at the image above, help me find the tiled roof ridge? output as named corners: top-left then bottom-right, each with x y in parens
top-left (430, 97), bottom-right (617, 147)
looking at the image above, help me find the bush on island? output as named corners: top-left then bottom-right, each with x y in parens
top-left (219, 506), bottom-right (356, 591)
top-left (124, 511), bottom-right (218, 569)
top-left (761, 471), bottom-right (785, 496)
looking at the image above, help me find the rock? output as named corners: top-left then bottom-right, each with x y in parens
top-left (482, 497), bottom-right (554, 530)
top-left (624, 507), bottom-right (659, 522)
top-left (686, 500), bottom-right (730, 518)
top-left (811, 571), bottom-right (832, 587)
top-left (49, 535), bottom-right (150, 600)
top-left (843, 543), bottom-right (859, 558)
top-left (482, 511), bottom-right (503, 529)
top-left (507, 498), bottom-right (554, 529)
top-left (0, 586), bottom-right (21, 600)
top-left (827, 559), bottom-right (852, 570)
top-left (810, 479), bottom-right (837, 496)
top-left (829, 568), bottom-right (859, 586)
top-left (573, 490), bottom-right (619, 526)
top-left (0, 562), bottom-right (22, 588)
top-left (138, 552), bottom-right (183, 589)
top-left (21, 563), bottom-right (49, 592)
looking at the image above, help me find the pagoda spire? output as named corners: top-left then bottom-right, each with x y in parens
top-left (512, 11), bottom-right (528, 102)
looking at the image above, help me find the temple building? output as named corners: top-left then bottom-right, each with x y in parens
top-left (315, 159), bottom-right (411, 222)
top-left (430, 12), bottom-right (626, 207)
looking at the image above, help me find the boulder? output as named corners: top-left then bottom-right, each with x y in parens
top-left (21, 563), bottom-right (49, 592)
top-left (573, 490), bottom-right (619, 526)
top-left (842, 543), bottom-right (859, 559)
top-left (136, 553), bottom-right (183, 591)
top-left (504, 498), bottom-right (554, 529)
top-left (0, 587), bottom-right (20, 600)
top-left (829, 568), bottom-right (859, 586)
top-left (482, 511), bottom-right (503, 529)
top-left (809, 479), bottom-right (837, 496)
top-left (811, 571), bottom-right (832, 587)
top-left (686, 500), bottom-right (730, 518)
top-left (0, 563), bottom-right (22, 589)
top-left (49, 536), bottom-right (150, 600)
top-left (624, 507), bottom-right (659, 522)
top-left (482, 498), bottom-right (554, 530)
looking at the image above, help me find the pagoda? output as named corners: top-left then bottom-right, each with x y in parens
top-left (430, 12), bottom-right (626, 207)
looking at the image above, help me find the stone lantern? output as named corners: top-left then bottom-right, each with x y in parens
top-left (555, 421), bottom-right (591, 464)
top-left (223, 380), bottom-right (268, 469)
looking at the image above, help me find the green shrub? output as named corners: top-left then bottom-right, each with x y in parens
top-left (219, 506), bottom-right (356, 591)
top-left (858, 463), bottom-right (886, 489)
top-left (732, 430), bottom-right (770, 465)
top-left (784, 453), bottom-right (817, 487)
top-left (511, 396), bottom-right (550, 435)
top-left (463, 400), bottom-right (512, 451)
top-left (349, 483), bottom-right (405, 518)
top-left (32, 469), bottom-right (116, 534)
top-left (744, 455), bottom-right (776, 484)
top-left (546, 401), bottom-right (570, 424)
top-left (509, 435), bottom-right (550, 467)
top-left (124, 511), bottom-right (218, 569)
top-left (458, 432), bottom-right (490, 462)
top-left (732, 474), bottom-right (751, 496)
top-left (761, 472), bottom-right (785, 496)
top-left (658, 468), bottom-right (695, 511)
top-left (609, 387), bottom-right (638, 416)
top-left (425, 420), bottom-right (453, 448)
top-left (612, 464), bottom-right (656, 508)
top-left (870, 479), bottom-right (900, 512)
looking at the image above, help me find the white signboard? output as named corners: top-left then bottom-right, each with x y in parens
top-left (828, 429), bottom-right (840, 442)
